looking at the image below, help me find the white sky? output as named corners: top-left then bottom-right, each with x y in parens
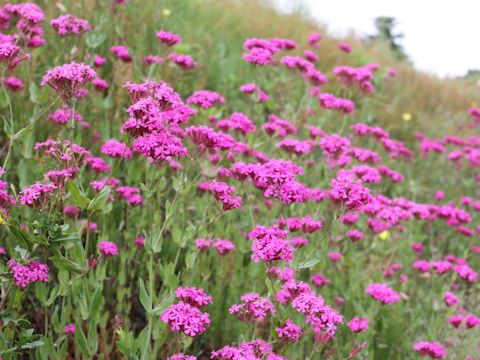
top-left (274, 0), bottom-right (480, 78)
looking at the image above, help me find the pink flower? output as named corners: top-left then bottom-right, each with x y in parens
top-left (330, 170), bottom-right (372, 210)
top-left (195, 238), bottom-right (212, 252)
top-left (143, 55), bottom-right (164, 65)
top-left (308, 32), bottom-right (322, 47)
top-left (347, 316), bottom-right (369, 333)
top-left (98, 241), bottom-right (119, 257)
top-left (92, 78), bottom-right (109, 91)
top-left (134, 236), bottom-right (145, 249)
top-left (291, 291), bottom-right (343, 335)
top-left (116, 186), bottom-right (143, 206)
top-left (93, 54), bottom-right (106, 67)
top-left (311, 273), bottom-right (331, 288)
top-left (347, 229), bottom-right (364, 242)
top-left (333, 65), bottom-right (374, 93)
top-left (239, 83), bottom-right (256, 94)
top-left (132, 131), bottom-right (187, 161)
top-left (328, 252), bottom-right (342, 262)
top-left (318, 93), bottom-right (355, 114)
top-left (248, 225), bottom-right (293, 264)
top-left (208, 180), bottom-right (242, 211)
top-left (275, 319), bottom-right (303, 341)
top-left (304, 50), bottom-right (318, 62)
top-left (3, 76), bottom-right (24, 91)
top-left (48, 104), bottom-right (85, 125)
top-left (338, 42), bottom-right (352, 53)
top-left (167, 354), bottom-right (196, 360)
top-left (64, 323), bottom-right (75, 334)
top-left (216, 112), bottom-right (256, 136)
top-left (413, 341), bottom-right (446, 358)
top-left (161, 302), bottom-right (211, 337)
top-left (263, 114), bottom-right (297, 138)
top-left (449, 314), bottom-right (463, 328)
top-left (9, 259), bottom-right (49, 288)
top-left (85, 157), bottom-right (111, 173)
top-left (229, 293), bottom-right (275, 323)
top-left (156, 30), bottom-right (182, 46)
top-left (213, 239), bottom-right (235, 255)
top-left (111, 45), bottom-right (132, 62)
top-left (41, 62), bottom-right (96, 99)
top-left (412, 242), bottom-right (424, 253)
top-left (365, 283), bottom-right (400, 304)
top-left (278, 138), bottom-right (314, 156)
top-left (453, 264), bottom-right (477, 283)
top-left (211, 339), bottom-right (281, 359)
top-left (175, 287), bottom-right (213, 308)
top-left (50, 14), bottom-right (90, 36)
top-left (100, 140), bottom-right (132, 159)
top-left (187, 90), bottom-right (224, 109)
top-left (19, 182), bottom-right (56, 208)
top-left (168, 53), bottom-right (196, 69)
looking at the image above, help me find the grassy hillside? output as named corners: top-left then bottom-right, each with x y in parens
top-left (0, 0), bottom-right (478, 359)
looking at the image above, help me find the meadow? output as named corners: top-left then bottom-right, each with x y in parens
top-left (0, 0), bottom-right (479, 359)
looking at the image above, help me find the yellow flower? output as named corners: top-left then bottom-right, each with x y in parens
top-left (402, 113), bottom-right (412, 122)
top-left (0, 214), bottom-right (3, 225)
top-left (162, 8), bottom-right (172, 17)
top-left (379, 231), bottom-right (390, 240)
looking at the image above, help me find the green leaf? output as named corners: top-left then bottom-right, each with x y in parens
top-left (85, 32), bottom-right (107, 49)
top-left (51, 255), bottom-right (83, 273)
top-left (185, 251), bottom-right (197, 270)
top-left (0, 89), bottom-right (9, 109)
top-left (89, 289), bottom-right (103, 320)
top-left (88, 186), bottom-right (111, 212)
top-left (67, 181), bottom-right (90, 209)
top-left (138, 279), bottom-right (152, 312)
top-left (298, 257), bottom-right (321, 269)
top-left (34, 282), bottom-right (48, 305)
top-left (9, 224), bottom-right (32, 251)
top-left (152, 292), bottom-right (175, 316)
top-left (29, 82), bottom-right (40, 104)
top-left (20, 340), bottom-right (44, 349)
top-left (74, 323), bottom-right (91, 357)
top-left (50, 231), bottom-right (80, 244)
top-left (2, 115), bottom-right (13, 137)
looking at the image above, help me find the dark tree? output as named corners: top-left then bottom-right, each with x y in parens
top-left (370, 16), bottom-right (409, 61)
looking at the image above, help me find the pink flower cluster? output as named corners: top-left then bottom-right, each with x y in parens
top-left (318, 93), bottom-right (355, 114)
top-left (207, 180), bottom-right (242, 211)
top-left (19, 182), bottom-right (56, 208)
top-left (187, 90), bottom-right (225, 109)
top-left (211, 339), bottom-right (285, 360)
top-left (168, 53), bottom-right (197, 69)
top-left (9, 259), bottom-right (49, 287)
top-left (41, 62), bottom-right (96, 99)
top-left (98, 241), bottom-right (119, 256)
top-left (111, 45), bottom-right (132, 62)
top-left (248, 225), bottom-right (293, 264)
top-left (156, 30), bottom-right (182, 46)
top-left (347, 316), bottom-right (369, 333)
top-left (412, 341), bottom-right (446, 358)
top-left (291, 290), bottom-right (343, 335)
top-left (175, 287), bottom-right (213, 308)
top-left (228, 293), bottom-right (275, 323)
top-left (330, 170), bottom-right (372, 210)
top-left (161, 288), bottom-right (212, 337)
top-left (50, 14), bottom-right (90, 36)
top-left (333, 65), bottom-right (375, 93)
top-left (216, 112), bottom-right (256, 136)
top-left (365, 283), bottom-right (401, 304)
top-left (275, 319), bottom-right (303, 341)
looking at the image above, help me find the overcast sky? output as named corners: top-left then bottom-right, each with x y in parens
top-left (274, 0), bottom-right (480, 78)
